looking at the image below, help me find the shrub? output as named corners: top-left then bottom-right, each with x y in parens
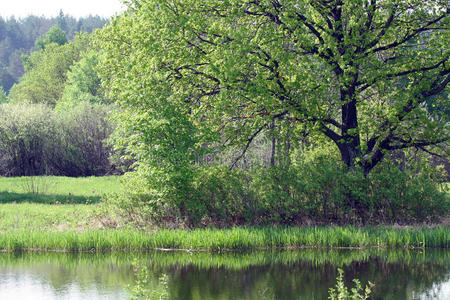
top-left (0, 103), bottom-right (55, 175)
top-left (112, 155), bottom-right (448, 227)
top-left (328, 268), bottom-right (374, 300)
top-left (108, 131), bottom-right (448, 227)
top-left (366, 160), bottom-right (448, 224)
top-left (194, 166), bottom-right (254, 226)
top-left (0, 102), bottom-right (117, 176)
top-left (50, 102), bottom-right (115, 176)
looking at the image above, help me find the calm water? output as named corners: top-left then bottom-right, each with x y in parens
top-left (0, 249), bottom-right (448, 299)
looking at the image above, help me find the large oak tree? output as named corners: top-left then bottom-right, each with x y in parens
top-left (97, 0), bottom-right (449, 175)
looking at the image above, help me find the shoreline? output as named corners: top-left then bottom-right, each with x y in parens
top-left (0, 226), bottom-right (448, 252)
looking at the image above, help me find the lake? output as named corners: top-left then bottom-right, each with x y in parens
top-left (0, 249), bottom-right (448, 299)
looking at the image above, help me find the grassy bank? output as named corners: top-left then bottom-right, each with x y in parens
top-left (0, 203), bottom-right (100, 232)
top-left (0, 176), bottom-right (448, 251)
top-left (0, 226), bottom-right (448, 252)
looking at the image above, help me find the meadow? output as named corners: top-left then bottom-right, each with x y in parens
top-left (0, 176), bottom-right (448, 251)
top-left (0, 176), bottom-right (122, 204)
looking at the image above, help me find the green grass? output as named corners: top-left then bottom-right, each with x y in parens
top-left (0, 175), bottom-right (122, 196)
top-left (0, 203), bottom-right (100, 232)
top-left (0, 176), bottom-right (122, 204)
top-left (0, 225), bottom-right (447, 252)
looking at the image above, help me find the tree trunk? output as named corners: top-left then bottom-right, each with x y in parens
top-left (340, 87), bottom-right (361, 169)
top-left (270, 120), bottom-right (276, 167)
top-left (339, 89), bottom-right (365, 223)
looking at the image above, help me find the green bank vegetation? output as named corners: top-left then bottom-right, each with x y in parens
top-left (0, 175), bottom-right (447, 251)
top-left (0, 226), bottom-right (448, 252)
top-left (0, 175), bottom-right (447, 252)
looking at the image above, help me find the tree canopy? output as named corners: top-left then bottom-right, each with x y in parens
top-left (35, 25), bottom-right (68, 50)
top-left (59, 50), bottom-right (110, 109)
top-left (9, 33), bottom-right (91, 106)
top-left (97, 0), bottom-right (449, 175)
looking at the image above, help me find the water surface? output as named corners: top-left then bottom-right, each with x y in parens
top-left (0, 249), bottom-right (448, 299)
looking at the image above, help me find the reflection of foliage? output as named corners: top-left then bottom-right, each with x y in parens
top-left (0, 250), bottom-right (448, 299)
top-left (129, 258), bottom-right (169, 300)
top-left (329, 268), bottom-right (374, 300)
top-left (0, 249), bottom-right (448, 271)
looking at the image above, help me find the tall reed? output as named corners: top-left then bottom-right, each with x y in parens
top-left (0, 226), bottom-right (447, 251)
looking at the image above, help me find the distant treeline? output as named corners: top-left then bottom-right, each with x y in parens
top-left (0, 13), bottom-right (119, 177)
top-left (0, 11), bottom-right (107, 93)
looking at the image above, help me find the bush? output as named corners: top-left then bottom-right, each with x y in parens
top-left (328, 268), bottom-right (374, 300)
top-left (0, 103), bottom-right (117, 176)
top-left (0, 103), bottom-right (55, 175)
top-left (111, 155), bottom-right (448, 227)
top-left (366, 160), bottom-right (448, 224)
top-left (194, 167), bottom-right (254, 226)
top-left (104, 125), bottom-right (448, 227)
top-left (50, 102), bottom-right (115, 176)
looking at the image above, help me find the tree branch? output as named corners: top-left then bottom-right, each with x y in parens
top-left (368, 12), bottom-right (448, 54)
top-left (357, 55), bottom-right (449, 91)
top-left (230, 124), bottom-right (267, 169)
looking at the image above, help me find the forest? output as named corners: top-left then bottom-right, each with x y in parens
top-left (0, 11), bottom-right (107, 93)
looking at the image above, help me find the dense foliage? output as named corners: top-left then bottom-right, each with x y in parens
top-left (0, 17), bottom-right (116, 178)
top-left (58, 50), bottom-right (111, 109)
top-left (0, 86), bottom-right (7, 103)
top-left (95, 0), bottom-right (449, 226)
top-left (107, 156), bottom-right (448, 226)
top-left (35, 25), bottom-right (68, 50)
top-left (98, 0), bottom-right (449, 173)
top-left (9, 32), bottom-right (91, 105)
